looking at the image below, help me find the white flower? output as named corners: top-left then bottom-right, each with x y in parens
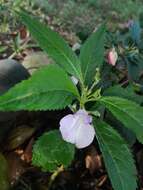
top-left (59, 109), bottom-right (95, 149)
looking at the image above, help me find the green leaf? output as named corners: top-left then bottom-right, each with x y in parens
top-left (129, 20), bottom-right (141, 44)
top-left (0, 64), bottom-right (79, 111)
top-left (103, 85), bottom-right (143, 104)
top-left (95, 120), bottom-right (137, 190)
top-left (17, 10), bottom-right (83, 81)
top-left (105, 110), bottom-right (136, 146)
top-left (32, 130), bottom-right (75, 172)
top-left (99, 96), bottom-right (143, 143)
top-left (80, 25), bottom-right (105, 85)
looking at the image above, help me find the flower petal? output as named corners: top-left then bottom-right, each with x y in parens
top-left (75, 109), bottom-right (92, 124)
top-left (60, 114), bottom-right (73, 127)
top-left (59, 110), bottom-right (94, 149)
top-left (108, 48), bottom-right (118, 66)
top-left (60, 114), bottom-right (76, 144)
top-left (75, 124), bottom-right (95, 149)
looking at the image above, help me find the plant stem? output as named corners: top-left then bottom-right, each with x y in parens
top-left (87, 80), bottom-right (97, 95)
top-left (48, 165), bottom-right (64, 189)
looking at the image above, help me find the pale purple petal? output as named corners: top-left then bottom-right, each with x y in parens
top-left (59, 109), bottom-right (95, 149)
top-left (60, 114), bottom-right (77, 144)
top-left (75, 109), bottom-right (92, 124)
top-left (75, 124), bottom-right (95, 149)
top-left (60, 114), bottom-right (74, 127)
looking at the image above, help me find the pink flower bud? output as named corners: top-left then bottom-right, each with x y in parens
top-left (108, 48), bottom-right (118, 66)
top-left (59, 109), bottom-right (95, 149)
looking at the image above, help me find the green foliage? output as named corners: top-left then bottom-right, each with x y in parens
top-left (96, 0), bottom-right (143, 20)
top-left (32, 130), bottom-right (75, 172)
top-left (95, 120), bottom-right (137, 190)
top-left (129, 20), bottom-right (141, 44)
top-left (1, 9), bottom-right (143, 190)
top-left (80, 25), bottom-right (105, 86)
top-left (99, 96), bottom-right (143, 143)
top-left (0, 64), bottom-right (79, 111)
top-left (103, 85), bottom-right (143, 104)
top-left (18, 11), bottom-right (83, 82)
